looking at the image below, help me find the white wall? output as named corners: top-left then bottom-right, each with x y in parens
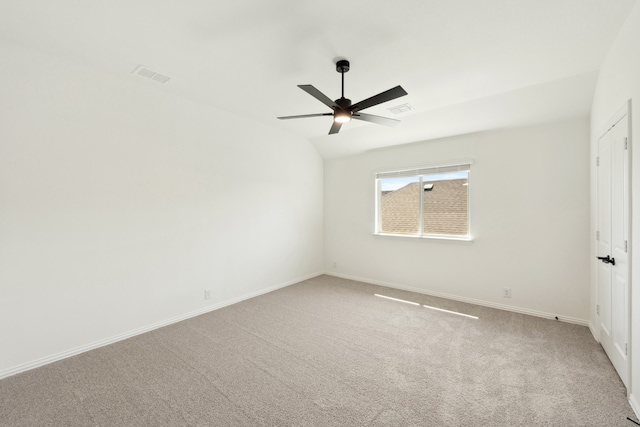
top-left (590, 0), bottom-right (640, 412)
top-left (324, 118), bottom-right (590, 321)
top-left (0, 39), bottom-right (324, 376)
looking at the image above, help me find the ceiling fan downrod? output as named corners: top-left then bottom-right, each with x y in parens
top-left (336, 59), bottom-right (349, 99)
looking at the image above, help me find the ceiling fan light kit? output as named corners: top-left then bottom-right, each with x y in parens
top-left (334, 110), bottom-right (352, 123)
top-left (277, 59), bottom-right (408, 135)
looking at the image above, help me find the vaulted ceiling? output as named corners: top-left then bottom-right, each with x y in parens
top-left (0, 1), bottom-right (636, 158)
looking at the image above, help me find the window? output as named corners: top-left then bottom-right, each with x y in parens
top-left (375, 161), bottom-right (472, 240)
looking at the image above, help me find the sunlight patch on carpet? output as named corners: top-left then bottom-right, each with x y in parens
top-left (374, 294), bottom-right (420, 306)
top-left (423, 304), bottom-right (478, 319)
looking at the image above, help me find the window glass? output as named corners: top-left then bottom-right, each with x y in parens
top-left (422, 171), bottom-right (468, 236)
top-left (379, 176), bottom-right (420, 235)
top-left (376, 163), bottom-right (471, 239)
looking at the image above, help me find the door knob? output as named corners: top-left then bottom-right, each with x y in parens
top-left (597, 255), bottom-right (616, 266)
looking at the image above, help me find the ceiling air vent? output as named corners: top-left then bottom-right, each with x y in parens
top-left (387, 103), bottom-right (413, 115)
top-left (132, 65), bottom-right (171, 84)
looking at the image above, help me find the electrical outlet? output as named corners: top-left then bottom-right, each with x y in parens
top-left (502, 287), bottom-right (511, 298)
top-left (204, 289), bottom-right (211, 300)
top-left (333, 261), bottom-right (337, 268)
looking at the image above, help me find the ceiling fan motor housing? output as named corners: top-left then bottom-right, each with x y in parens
top-left (335, 97), bottom-right (352, 109)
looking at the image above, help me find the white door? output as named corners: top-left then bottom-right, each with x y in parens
top-left (597, 113), bottom-right (629, 388)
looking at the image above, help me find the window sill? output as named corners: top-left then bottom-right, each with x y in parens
top-left (373, 233), bottom-right (473, 243)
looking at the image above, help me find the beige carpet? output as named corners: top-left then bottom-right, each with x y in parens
top-left (0, 275), bottom-right (637, 426)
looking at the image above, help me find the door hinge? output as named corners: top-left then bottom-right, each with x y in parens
top-left (625, 343), bottom-right (628, 356)
top-left (596, 156), bottom-right (600, 166)
top-left (625, 240), bottom-right (628, 253)
top-left (625, 137), bottom-right (628, 150)
top-left (596, 304), bottom-right (600, 315)
top-left (596, 230), bottom-right (600, 241)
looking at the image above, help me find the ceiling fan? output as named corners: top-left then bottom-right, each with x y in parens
top-left (277, 60), bottom-right (408, 135)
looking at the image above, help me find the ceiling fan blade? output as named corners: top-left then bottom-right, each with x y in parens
top-left (328, 121), bottom-right (343, 135)
top-left (298, 85), bottom-right (339, 109)
top-left (277, 113), bottom-right (333, 120)
top-left (352, 112), bottom-right (401, 127)
top-left (350, 85), bottom-right (408, 112)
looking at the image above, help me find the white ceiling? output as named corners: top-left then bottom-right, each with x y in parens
top-left (0, 0), bottom-right (636, 158)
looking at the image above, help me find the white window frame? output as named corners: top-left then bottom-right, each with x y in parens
top-left (374, 159), bottom-right (473, 241)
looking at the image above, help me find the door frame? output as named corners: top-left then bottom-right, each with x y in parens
top-left (595, 99), bottom-right (632, 392)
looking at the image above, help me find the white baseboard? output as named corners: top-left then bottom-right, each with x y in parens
top-left (630, 393), bottom-right (640, 419)
top-left (325, 272), bottom-right (589, 326)
top-left (0, 271), bottom-right (323, 380)
top-left (588, 321), bottom-right (600, 342)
